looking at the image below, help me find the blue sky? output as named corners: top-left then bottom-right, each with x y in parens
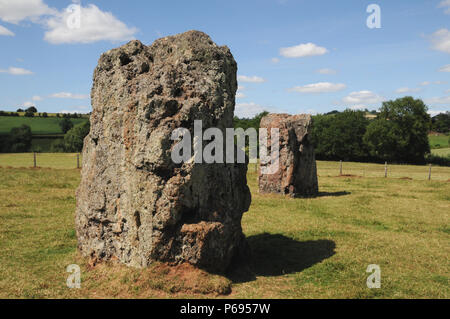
top-left (0, 0), bottom-right (449, 118)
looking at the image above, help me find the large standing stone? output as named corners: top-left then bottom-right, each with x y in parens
top-left (76, 31), bottom-right (251, 273)
top-left (258, 114), bottom-right (318, 197)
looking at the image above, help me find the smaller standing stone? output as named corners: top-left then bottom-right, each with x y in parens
top-left (258, 113), bottom-right (318, 197)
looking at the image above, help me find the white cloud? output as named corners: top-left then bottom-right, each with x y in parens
top-left (438, 64), bottom-right (450, 72)
top-left (342, 90), bottom-right (384, 106)
top-left (445, 89), bottom-right (450, 93)
top-left (0, 1), bottom-right (137, 44)
top-left (271, 57), bottom-right (280, 64)
top-left (235, 102), bottom-right (268, 118)
top-left (236, 85), bottom-right (246, 98)
top-left (44, 4), bottom-right (137, 44)
top-left (32, 95), bottom-right (43, 101)
top-left (237, 75), bottom-right (266, 83)
top-left (430, 28), bottom-right (450, 54)
top-left (305, 109), bottom-right (318, 115)
top-left (420, 80), bottom-right (447, 86)
top-left (317, 68), bottom-right (337, 75)
top-left (0, 24), bottom-right (14, 36)
top-left (428, 109), bottom-right (449, 116)
top-left (424, 96), bottom-right (450, 105)
top-left (50, 92), bottom-right (89, 99)
top-left (395, 87), bottom-right (422, 94)
top-left (438, 0), bottom-right (450, 14)
top-left (60, 105), bottom-right (89, 113)
top-left (288, 82), bottom-right (346, 93)
top-left (350, 105), bottom-right (368, 110)
top-left (0, 0), bottom-right (55, 24)
top-left (279, 42), bottom-right (328, 58)
top-left (23, 101), bottom-right (35, 107)
top-left (0, 66), bottom-right (33, 75)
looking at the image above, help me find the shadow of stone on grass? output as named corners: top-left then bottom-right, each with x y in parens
top-left (292, 191), bottom-right (351, 198)
top-left (315, 191), bottom-right (351, 198)
top-left (228, 233), bottom-right (336, 283)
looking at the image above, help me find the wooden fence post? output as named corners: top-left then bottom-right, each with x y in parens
top-left (33, 152), bottom-right (36, 168)
top-left (339, 160), bottom-right (343, 176)
top-left (428, 164), bottom-right (432, 181)
top-left (77, 153), bottom-right (80, 169)
top-left (385, 162), bottom-right (388, 178)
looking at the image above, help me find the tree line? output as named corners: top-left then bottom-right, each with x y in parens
top-left (3, 106), bottom-right (86, 118)
top-left (234, 97), bottom-right (450, 166)
top-left (1, 97), bottom-right (448, 164)
top-left (0, 118), bottom-right (90, 153)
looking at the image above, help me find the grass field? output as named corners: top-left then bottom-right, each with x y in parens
top-left (432, 148), bottom-right (450, 158)
top-left (0, 155), bottom-right (449, 298)
top-left (0, 116), bottom-right (88, 135)
top-left (429, 134), bottom-right (449, 149)
top-left (1, 153), bottom-right (449, 180)
top-left (0, 153), bottom-right (82, 169)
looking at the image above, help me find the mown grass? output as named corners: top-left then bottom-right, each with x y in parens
top-left (0, 153), bottom-right (82, 169)
top-left (316, 160), bottom-right (449, 181)
top-left (429, 134), bottom-right (449, 149)
top-left (0, 157), bottom-right (449, 299)
top-left (0, 116), bottom-right (87, 135)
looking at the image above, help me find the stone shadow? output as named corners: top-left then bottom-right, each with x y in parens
top-left (292, 191), bottom-right (351, 199)
top-left (315, 191), bottom-right (351, 197)
top-left (228, 233), bottom-right (336, 283)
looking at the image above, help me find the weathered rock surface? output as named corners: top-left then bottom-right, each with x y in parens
top-left (258, 114), bottom-right (318, 197)
top-left (76, 30), bottom-right (251, 273)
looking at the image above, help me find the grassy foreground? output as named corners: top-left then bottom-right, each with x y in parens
top-left (0, 157), bottom-right (449, 298)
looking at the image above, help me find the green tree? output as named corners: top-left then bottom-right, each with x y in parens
top-left (233, 111), bottom-right (269, 131)
top-left (431, 112), bottom-right (450, 133)
top-left (363, 119), bottom-right (405, 161)
top-left (311, 110), bottom-right (370, 161)
top-left (233, 111), bottom-right (269, 157)
top-left (25, 106), bottom-right (37, 113)
top-left (63, 121), bottom-right (90, 152)
top-left (9, 125), bottom-right (32, 152)
top-left (59, 117), bottom-right (74, 134)
top-left (366, 96), bottom-right (431, 163)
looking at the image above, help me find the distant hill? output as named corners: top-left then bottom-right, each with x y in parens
top-left (0, 116), bottom-right (88, 135)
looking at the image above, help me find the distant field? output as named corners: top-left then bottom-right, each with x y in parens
top-left (432, 148), bottom-right (450, 157)
top-left (429, 134), bottom-right (449, 149)
top-left (0, 159), bottom-right (448, 298)
top-left (3, 112), bottom-right (89, 118)
top-left (0, 153), bottom-right (82, 169)
top-left (0, 116), bottom-right (88, 135)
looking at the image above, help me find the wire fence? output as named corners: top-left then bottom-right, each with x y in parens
top-left (316, 160), bottom-right (449, 181)
top-left (248, 160), bottom-right (449, 181)
top-left (1, 153), bottom-right (449, 181)
top-left (0, 153), bottom-right (82, 170)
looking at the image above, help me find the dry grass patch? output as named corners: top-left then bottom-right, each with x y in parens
top-left (0, 159), bottom-right (449, 298)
